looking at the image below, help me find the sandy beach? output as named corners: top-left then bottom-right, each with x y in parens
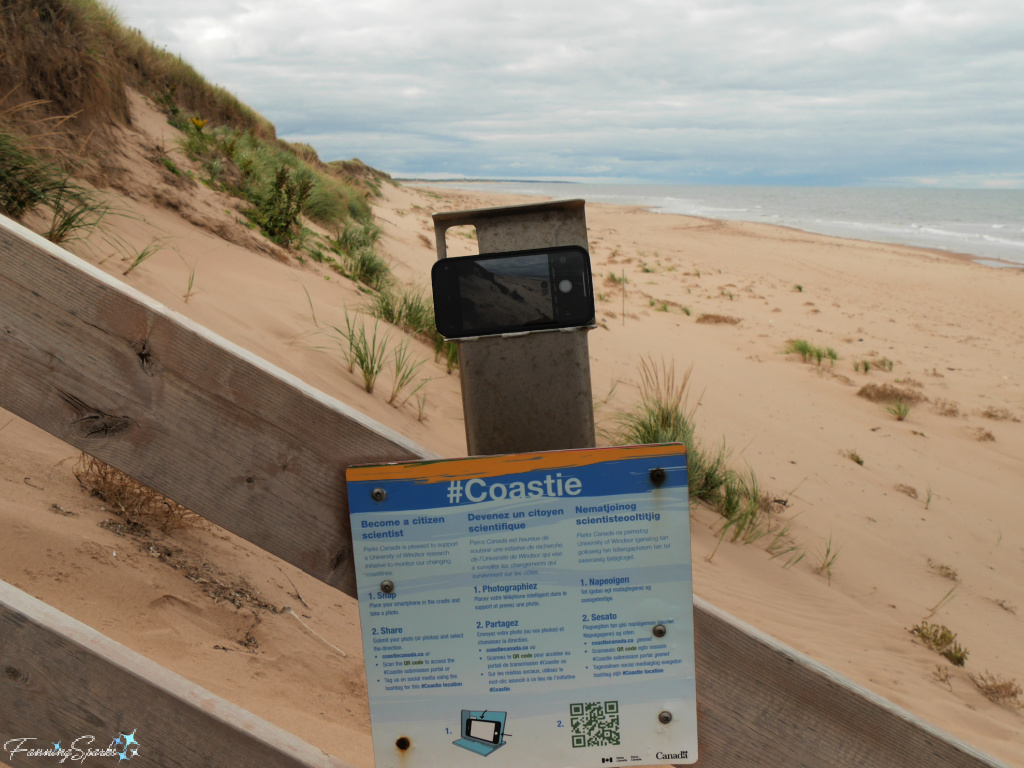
top-left (2, 93), bottom-right (1023, 766)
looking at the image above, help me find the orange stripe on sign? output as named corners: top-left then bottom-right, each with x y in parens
top-left (346, 444), bottom-right (685, 484)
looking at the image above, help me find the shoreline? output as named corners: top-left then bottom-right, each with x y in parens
top-left (412, 180), bottom-right (1024, 270)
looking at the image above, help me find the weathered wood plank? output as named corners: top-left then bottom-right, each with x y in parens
top-left (0, 216), bottom-right (438, 597)
top-left (691, 596), bottom-right (1009, 767)
top-left (0, 580), bottom-right (350, 767)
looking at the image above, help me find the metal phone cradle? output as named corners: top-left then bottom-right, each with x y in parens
top-left (432, 199), bottom-right (595, 456)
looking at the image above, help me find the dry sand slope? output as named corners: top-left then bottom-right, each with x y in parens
top-left (2, 92), bottom-right (1023, 766)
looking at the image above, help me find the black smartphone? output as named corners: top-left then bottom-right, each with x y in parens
top-left (431, 245), bottom-right (595, 339)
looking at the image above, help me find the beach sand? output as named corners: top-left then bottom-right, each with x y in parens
top-left (2, 93), bottom-right (1022, 766)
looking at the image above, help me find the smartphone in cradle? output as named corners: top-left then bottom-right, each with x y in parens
top-left (431, 245), bottom-right (595, 339)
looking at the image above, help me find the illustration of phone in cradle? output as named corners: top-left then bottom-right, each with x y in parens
top-left (452, 709), bottom-right (508, 756)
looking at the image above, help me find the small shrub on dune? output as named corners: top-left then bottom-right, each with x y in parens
top-left (857, 383), bottom-right (926, 404)
top-left (696, 313), bottom-right (740, 325)
top-left (910, 621), bottom-right (969, 667)
top-left (970, 672), bottom-right (1023, 707)
top-left (980, 406), bottom-right (1019, 422)
top-left (243, 166), bottom-right (312, 248)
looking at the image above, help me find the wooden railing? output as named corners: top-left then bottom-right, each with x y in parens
top-left (0, 216), bottom-right (1009, 767)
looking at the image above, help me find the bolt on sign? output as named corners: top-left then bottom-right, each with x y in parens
top-left (346, 444), bottom-right (697, 767)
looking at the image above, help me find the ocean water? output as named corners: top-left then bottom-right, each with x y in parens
top-left (422, 182), bottom-right (1024, 268)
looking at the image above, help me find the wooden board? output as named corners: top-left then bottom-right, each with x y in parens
top-left (691, 597), bottom-right (1008, 767)
top-left (0, 217), bottom-right (1008, 767)
top-left (0, 580), bottom-right (349, 767)
top-left (0, 216), bottom-right (437, 597)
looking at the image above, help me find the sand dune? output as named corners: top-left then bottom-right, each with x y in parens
top-left (2, 93), bottom-right (1022, 766)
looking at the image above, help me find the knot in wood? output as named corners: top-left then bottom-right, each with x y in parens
top-left (3, 665), bottom-right (27, 685)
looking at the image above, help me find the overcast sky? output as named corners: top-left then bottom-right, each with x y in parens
top-left (113, 0), bottom-right (1024, 187)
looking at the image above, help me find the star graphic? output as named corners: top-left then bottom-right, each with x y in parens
top-left (118, 750), bottom-right (129, 762)
top-left (53, 742), bottom-right (61, 751)
top-left (122, 729), bottom-right (138, 748)
top-left (129, 746), bottom-right (139, 758)
top-left (114, 735), bottom-right (123, 746)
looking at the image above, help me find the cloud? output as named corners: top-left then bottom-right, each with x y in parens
top-left (114, 0), bottom-right (1024, 185)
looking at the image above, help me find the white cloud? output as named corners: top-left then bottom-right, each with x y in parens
top-left (112, 0), bottom-right (1024, 185)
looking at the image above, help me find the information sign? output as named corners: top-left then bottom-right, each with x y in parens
top-left (346, 444), bottom-right (697, 767)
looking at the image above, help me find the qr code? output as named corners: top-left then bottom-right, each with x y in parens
top-left (570, 701), bottom-right (620, 748)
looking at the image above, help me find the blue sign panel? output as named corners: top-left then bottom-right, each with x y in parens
top-left (347, 444), bottom-right (697, 767)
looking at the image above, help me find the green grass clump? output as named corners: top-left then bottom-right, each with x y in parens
top-left (0, 131), bottom-right (66, 217)
top-left (615, 357), bottom-right (803, 562)
top-left (842, 449), bottom-right (864, 466)
top-left (707, 467), bottom-right (772, 559)
top-left (242, 166), bottom-right (312, 248)
top-left (168, 120), bottom-right (375, 249)
top-left (0, 129), bottom-right (113, 246)
top-left (614, 357), bottom-right (726, 506)
top-left (814, 534), bottom-right (841, 584)
top-left (387, 340), bottom-right (427, 406)
top-left (330, 310), bottom-right (390, 393)
top-left (785, 339), bottom-right (837, 366)
top-left (910, 621), bottom-right (969, 667)
top-left (887, 401), bottom-right (911, 421)
top-left (368, 286), bottom-right (436, 341)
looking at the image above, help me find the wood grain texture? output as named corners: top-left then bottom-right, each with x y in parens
top-left (0, 580), bottom-right (350, 767)
top-left (691, 597), bottom-right (1008, 767)
top-left (0, 216), bottom-right (437, 597)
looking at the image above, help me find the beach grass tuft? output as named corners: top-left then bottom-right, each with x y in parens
top-left (910, 621), bottom-right (969, 667)
top-left (785, 339), bottom-right (837, 365)
top-left (123, 238), bottom-right (168, 276)
top-left (387, 340), bottom-right (426, 405)
top-left (887, 401), bottom-right (911, 421)
top-left (347, 319), bottom-right (390, 394)
top-left (614, 357), bottom-right (797, 563)
top-left (842, 449), bottom-right (864, 466)
top-left (814, 534), bottom-right (841, 584)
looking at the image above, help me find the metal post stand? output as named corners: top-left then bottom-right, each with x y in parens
top-left (433, 199), bottom-right (596, 456)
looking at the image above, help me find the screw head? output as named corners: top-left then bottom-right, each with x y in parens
top-left (649, 467), bottom-right (666, 486)
top-left (658, 710), bottom-right (673, 724)
top-left (371, 487), bottom-right (387, 502)
top-left (396, 736), bottom-right (411, 751)
top-left (380, 580), bottom-right (395, 594)
top-left (653, 624), bottom-right (667, 638)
